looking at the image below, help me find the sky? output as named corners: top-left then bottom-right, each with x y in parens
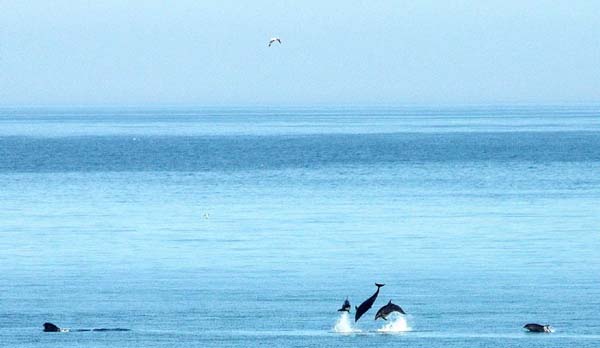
top-left (1, 0), bottom-right (599, 106)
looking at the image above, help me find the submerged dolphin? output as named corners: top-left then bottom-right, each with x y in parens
top-left (337, 297), bottom-right (351, 312)
top-left (354, 283), bottom-right (385, 322)
top-left (42, 322), bottom-right (130, 333)
top-left (523, 323), bottom-right (553, 333)
top-left (374, 300), bottom-right (406, 320)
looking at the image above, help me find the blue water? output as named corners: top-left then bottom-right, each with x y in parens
top-left (1, 106), bottom-right (600, 347)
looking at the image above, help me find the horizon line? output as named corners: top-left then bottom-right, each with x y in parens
top-left (1, 102), bottom-right (600, 109)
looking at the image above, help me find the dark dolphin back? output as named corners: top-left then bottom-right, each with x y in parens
top-left (524, 323), bottom-right (550, 332)
top-left (43, 323), bottom-right (61, 332)
top-left (354, 283), bottom-right (384, 322)
top-left (388, 302), bottom-right (406, 315)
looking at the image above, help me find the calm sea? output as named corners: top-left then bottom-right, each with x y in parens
top-left (1, 106), bottom-right (599, 347)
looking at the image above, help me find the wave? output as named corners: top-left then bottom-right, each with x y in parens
top-left (56, 328), bottom-right (131, 333)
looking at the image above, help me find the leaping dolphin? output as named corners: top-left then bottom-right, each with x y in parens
top-left (354, 283), bottom-right (384, 322)
top-left (374, 300), bottom-right (406, 320)
top-left (337, 297), bottom-right (351, 312)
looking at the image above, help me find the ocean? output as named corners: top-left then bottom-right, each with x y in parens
top-left (1, 106), bottom-right (599, 347)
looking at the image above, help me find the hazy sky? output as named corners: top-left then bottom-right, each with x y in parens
top-left (1, 0), bottom-right (599, 105)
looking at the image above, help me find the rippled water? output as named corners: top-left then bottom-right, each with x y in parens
top-left (1, 106), bottom-right (599, 347)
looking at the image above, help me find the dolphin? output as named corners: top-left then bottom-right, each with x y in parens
top-left (523, 323), bottom-right (553, 333)
top-left (43, 322), bottom-right (63, 332)
top-left (337, 297), bottom-right (351, 312)
top-left (374, 300), bottom-right (406, 320)
top-left (354, 283), bottom-right (385, 322)
top-left (42, 322), bottom-right (130, 333)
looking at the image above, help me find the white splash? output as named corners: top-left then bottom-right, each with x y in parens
top-left (333, 312), bottom-right (360, 334)
top-left (377, 314), bottom-right (411, 333)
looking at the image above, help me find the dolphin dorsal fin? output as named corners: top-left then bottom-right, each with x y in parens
top-left (388, 300), bottom-right (392, 304)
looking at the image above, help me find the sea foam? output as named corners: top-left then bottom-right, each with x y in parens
top-left (376, 314), bottom-right (411, 333)
top-left (333, 312), bottom-right (360, 334)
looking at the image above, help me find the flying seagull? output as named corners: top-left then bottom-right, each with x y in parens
top-left (268, 37), bottom-right (282, 47)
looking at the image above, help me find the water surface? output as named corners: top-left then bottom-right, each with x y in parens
top-left (1, 106), bottom-right (599, 347)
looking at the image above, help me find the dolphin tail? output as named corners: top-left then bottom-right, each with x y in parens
top-left (375, 283), bottom-right (385, 288)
